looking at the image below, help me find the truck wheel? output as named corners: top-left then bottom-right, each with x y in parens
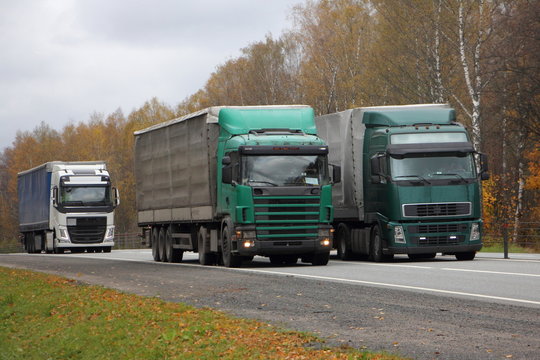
top-left (158, 227), bottom-right (168, 262)
top-left (167, 227), bottom-right (183, 263)
top-left (269, 255), bottom-right (298, 265)
top-left (151, 227), bottom-right (160, 261)
top-left (336, 224), bottom-right (353, 260)
top-left (369, 226), bottom-right (393, 262)
top-left (311, 252), bottom-right (329, 266)
top-left (455, 252), bottom-right (476, 261)
top-left (103, 247), bottom-right (112, 253)
top-left (25, 233), bottom-right (34, 254)
top-left (198, 226), bottom-right (215, 265)
top-left (408, 253), bottom-right (436, 260)
top-left (221, 225), bottom-right (241, 268)
top-left (54, 245), bottom-right (64, 254)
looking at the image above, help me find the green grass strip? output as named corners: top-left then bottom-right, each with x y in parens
top-left (0, 266), bottom-right (405, 360)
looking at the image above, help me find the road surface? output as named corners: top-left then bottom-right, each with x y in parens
top-left (1, 251), bottom-right (539, 359)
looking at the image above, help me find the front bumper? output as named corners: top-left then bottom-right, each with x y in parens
top-left (234, 238), bottom-right (332, 256)
top-left (388, 243), bottom-right (482, 255)
top-left (382, 219), bottom-right (483, 255)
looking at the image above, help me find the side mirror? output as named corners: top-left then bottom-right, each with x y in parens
top-left (479, 153), bottom-right (490, 181)
top-left (113, 187), bottom-right (120, 207)
top-left (331, 165), bottom-right (341, 184)
top-left (52, 186), bottom-right (58, 207)
top-left (370, 155), bottom-right (382, 184)
top-left (222, 166), bottom-right (233, 184)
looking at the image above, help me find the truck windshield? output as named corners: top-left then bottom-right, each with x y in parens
top-left (60, 186), bottom-right (111, 206)
top-left (390, 154), bottom-right (476, 181)
top-left (242, 155), bottom-right (329, 187)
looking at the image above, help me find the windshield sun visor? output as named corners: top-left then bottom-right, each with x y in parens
top-left (239, 145), bottom-right (328, 155)
top-left (387, 142), bottom-right (474, 159)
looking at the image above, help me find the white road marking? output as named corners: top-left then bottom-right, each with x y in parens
top-left (231, 267), bottom-right (540, 306)
top-left (442, 268), bottom-right (540, 277)
top-left (8, 252), bottom-right (540, 306)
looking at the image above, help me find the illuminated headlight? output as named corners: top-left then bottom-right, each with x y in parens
top-left (242, 240), bottom-right (255, 248)
top-left (394, 226), bottom-right (406, 244)
top-left (320, 238), bottom-right (331, 247)
top-left (104, 227), bottom-right (115, 242)
top-left (57, 227), bottom-right (70, 243)
top-left (470, 223), bottom-right (480, 241)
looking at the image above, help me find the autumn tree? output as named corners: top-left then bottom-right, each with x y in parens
top-left (292, 0), bottom-right (375, 114)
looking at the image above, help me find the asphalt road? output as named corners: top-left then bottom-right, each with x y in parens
top-left (1, 251), bottom-right (539, 360)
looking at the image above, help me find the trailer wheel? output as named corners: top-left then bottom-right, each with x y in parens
top-left (151, 227), bottom-right (160, 261)
top-left (221, 225), bottom-right (242, 268)
top-left (198, 226), bottom-right (215, 265)
top-left (167, 227), bottom-right (183, 263)
top-left (25, 233), bottom-right (34, 254)
top-left (369, 225), bottom-right (393, 262)
top-left (158, 227), bottom-right (168, 262)
top-left (336, 223), bottom-right (353, 260)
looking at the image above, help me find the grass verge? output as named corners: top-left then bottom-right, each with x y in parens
top-left (0, 267), bottom-right (404, 360)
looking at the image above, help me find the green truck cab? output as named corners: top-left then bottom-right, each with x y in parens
top-left (135, 105), bottom-right (339, 267)
top-left (316, 104), bottom-right (488, 261)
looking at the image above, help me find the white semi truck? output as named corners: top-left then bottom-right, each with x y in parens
top-left (18, 161), bottom-right (120, 253)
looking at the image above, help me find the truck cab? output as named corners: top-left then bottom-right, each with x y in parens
top-left (217, 108), bottom-right (339, 266)
top-left (18, 161), bottom-right (119, 254)
top-left (364, 106), bottom-right (488, 260)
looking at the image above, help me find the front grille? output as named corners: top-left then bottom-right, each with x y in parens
top-left (403, 202), bottom-right (471, 217)
top-left (253, 195), bottom-right (320, 240)
top-left (411, 235), bottom-right (465, 246)
top-left (67, 217), bottom-right (107, 243)
top-left (408, 223), bottom-right (468, 233)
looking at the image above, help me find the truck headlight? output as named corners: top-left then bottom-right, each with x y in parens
top-left (318, 229), bottom-right (331, 237)
top-left (470, 223), bottom-right (480, 241)
top-left (104, 227), bottom-right (115, 242)
top-left (394, 226), bottom-right (406, 244)
top-left (58, 227), bottom-right (70, 243)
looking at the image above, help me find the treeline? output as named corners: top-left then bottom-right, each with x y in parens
top-left (1, 0), bottom-right (538, 247)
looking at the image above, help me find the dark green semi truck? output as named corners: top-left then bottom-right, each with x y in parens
top-left (134, 105), bottom-right (339, 267)
top-left (315, 104), bottom-right (489, 261)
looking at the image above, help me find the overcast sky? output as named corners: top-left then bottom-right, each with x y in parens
top-left (0, 0), bottom-right (301, 151)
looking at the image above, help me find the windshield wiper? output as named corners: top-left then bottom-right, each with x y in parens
top-left (431, 173), bottom-right (467, 183)
top-left (248, 180), bottom-right (278, 187)
top-left (394, 175), bottom-right (431, 184)
top-left (85, 200), bottom-right (109, 205)
top-left (62, 201), bottom-right (85, 206)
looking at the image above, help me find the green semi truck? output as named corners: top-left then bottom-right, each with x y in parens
top-left (315, 104), bottom-right (489, 261)
top-left (134, 105), bottom-right (339, 267)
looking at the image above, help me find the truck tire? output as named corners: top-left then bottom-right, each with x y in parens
top-left (25, 233), bottom-right (34, 254)
top-left (311, 252), bottom-right (329, 266)
top-left (455, 251), bottom-right (476, 261)
top-left (408, 253), bottom-right (436, 260)
top-left (369, 225), bottom-right (393, 262)
top-left (158, 227), bottom-right (168, 262)
top-left (336, 223), bottom-right (353, 260)
top-left (167, 227), bottom-right (183, 263)
top-left (198, 226), bottom-right (215, 265)
top-left (151, 227), bottom-right (160, 261)
top-left (221, 225), bottom-right (242, 268)
top-left (53, 244), bottom-right (64, 254)
top-left (269, 255), bottom-right (298, 265)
